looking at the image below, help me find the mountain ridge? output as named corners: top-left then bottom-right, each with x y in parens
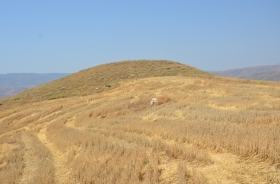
top-left (0, 73), bottom-right (70, 98)
top-left (212, 63), bottom-right (280, 81)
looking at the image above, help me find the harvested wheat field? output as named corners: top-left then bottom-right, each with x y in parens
top-left (0, 60), bottom-right (280, 184)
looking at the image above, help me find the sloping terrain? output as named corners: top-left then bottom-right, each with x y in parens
top-left (0, 86), bottom-right (30, 99)
top-left (0, 61), bottom-right (280, 183)
top-left (0, 73), bottom-right (70, 98)
top-left (212, 64), bottom-right (280, 81)
top-left (2, 60), bottom-right (214, 105)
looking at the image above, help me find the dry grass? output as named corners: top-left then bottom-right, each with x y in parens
top-left (0, 134), bottom-right (25, 184)
top-left (2, 60), bottom-right (214, 105)
top-left (0, 63), bottom-right (280, 183)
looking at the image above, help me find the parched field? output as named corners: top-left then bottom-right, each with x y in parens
top-left (0, 76), bottom-right (280, 184)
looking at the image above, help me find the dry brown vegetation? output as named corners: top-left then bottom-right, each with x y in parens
top-left (0, 61), bottom-right (280, 183)
top-left (2, 60), bottom-right (213, 104)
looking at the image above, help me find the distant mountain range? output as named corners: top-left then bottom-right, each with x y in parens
top-left (0, 73), bottom-right (70, 98)
top-left (211, 64), bottom-right (280, 81)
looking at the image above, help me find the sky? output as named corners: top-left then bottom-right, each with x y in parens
top-left (1, 1), bottom-right (280, 73)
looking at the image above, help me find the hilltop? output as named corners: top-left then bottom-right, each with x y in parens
top-left (0, 60), bottom-right (280, 183)
top-left (2, 60), bottom-right (214, 105)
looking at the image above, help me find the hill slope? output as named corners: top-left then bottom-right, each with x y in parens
top-left (212, 64), bottom-right (280, 81)
top-left (0, 73), bottom-right (70, 98)
top-left (0, 74), bottom-right (280, 183)
top-left (2, 60), bottom-right (214, 104)
top-left (0, 86), bottom-right (30, 99)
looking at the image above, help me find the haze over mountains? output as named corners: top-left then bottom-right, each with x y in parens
top-left (0, 73), bottom-right (69, 98)
top-left (212, 64), bottom-right (280, 81)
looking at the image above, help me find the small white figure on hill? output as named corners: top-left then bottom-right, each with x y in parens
top-left (150, 98), bottom-right (158, 106)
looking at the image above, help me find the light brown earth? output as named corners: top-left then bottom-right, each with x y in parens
top-left (1, 75), bottom-right (280, 183)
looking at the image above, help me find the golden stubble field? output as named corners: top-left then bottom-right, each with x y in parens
top-left (0, 76), bottom-right (280, 184)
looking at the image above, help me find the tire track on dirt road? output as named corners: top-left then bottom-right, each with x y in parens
top-left (37, 125), bottom-right (72, 184)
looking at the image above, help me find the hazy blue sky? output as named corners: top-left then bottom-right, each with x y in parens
top-left (1, 1), bottom-right (279, 73)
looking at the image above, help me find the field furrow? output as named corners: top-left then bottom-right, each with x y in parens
top-left (37, 126), bottom-right (71, 184)
top-left (19, 133), bottom-right (40, 184)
